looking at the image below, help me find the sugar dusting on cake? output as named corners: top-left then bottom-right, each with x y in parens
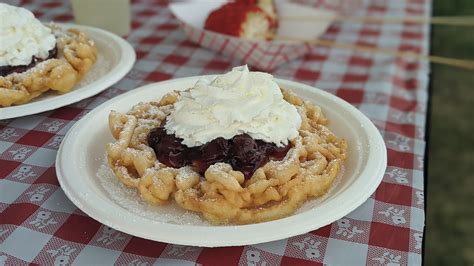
top-left (97, 155), bottom-right (344, 225)
top-left (97, 157), bottom-right (210, 226)
top-left (295, 166), bottom-right (344, 214)
top-left (76, 53), bottom-right (110, 87)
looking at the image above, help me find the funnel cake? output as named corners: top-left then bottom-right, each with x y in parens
top-left (106, 86), bottom-right (347, 224)
top-left (0, 26), bottom-right (97, 107)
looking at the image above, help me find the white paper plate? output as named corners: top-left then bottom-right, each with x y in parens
top-left (0, 23), bottom-right (135, 120)
top-left (56, 77), bottom-right (387, 247)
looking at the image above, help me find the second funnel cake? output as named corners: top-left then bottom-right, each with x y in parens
top-left (0, 3), bottom-right (97, 107)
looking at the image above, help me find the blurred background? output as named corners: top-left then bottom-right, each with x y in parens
top-left (426, 0), bottom-right (474, 264)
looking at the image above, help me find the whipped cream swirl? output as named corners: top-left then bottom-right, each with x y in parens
top-left (0, 3), bottom-right (56, 67)
top-left (165, 65), bottom-right (302, 147)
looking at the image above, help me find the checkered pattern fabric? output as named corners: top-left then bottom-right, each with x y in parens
top-left (0, 0), bottom-right (428, 264)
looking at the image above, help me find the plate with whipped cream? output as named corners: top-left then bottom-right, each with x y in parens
top-left (56, 65), bottom-right (387, 247)
top-left (0, 3), bottom-right (135, 120)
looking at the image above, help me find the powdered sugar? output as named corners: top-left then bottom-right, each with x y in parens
top-left (76, 53), bottom-right (110, 87)
top-left (295, 165), bottom-right (344, 214)
top-left (8, 59), bottom-right (53, 79)
top-left (6, 51), bottom-right (110, 98)
top-left (97, 155), bottom-right (343, 225)
top-left (174, 166), bottom-right (193, 180)
top-left (97, 158), bottom-right (211, 226)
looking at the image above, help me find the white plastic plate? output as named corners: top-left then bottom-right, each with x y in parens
top-left (0, 23), bottom-right (135, 120)
top-left (56, 77), bottom-right (387, 247)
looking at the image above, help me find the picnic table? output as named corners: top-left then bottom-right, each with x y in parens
top-left (0, 0), bottom-right (427, 264)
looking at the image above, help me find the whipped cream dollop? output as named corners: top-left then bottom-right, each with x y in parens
top-left (0, 3), bottom-right (56, 67)
top-left (165, 65), bottom-right (302, 147)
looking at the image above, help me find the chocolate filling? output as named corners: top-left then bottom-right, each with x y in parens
top-left (0, 46), bottom-right (58, 77)
top-left (147, 127), bottom-right (291, 179)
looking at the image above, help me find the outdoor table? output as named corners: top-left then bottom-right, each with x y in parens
top-left (0, 0), bottom-right (427, 264)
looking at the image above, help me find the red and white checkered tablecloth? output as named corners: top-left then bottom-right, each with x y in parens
top-left (0, 0), bottom-right (428, 265)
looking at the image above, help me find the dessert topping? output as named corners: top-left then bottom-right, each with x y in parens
top-left (0, 3), bottom-right (56, 67)
top-left (165, 65), bottom-right (302, 147)
top-left (148, 127), bottom-right (291, 179)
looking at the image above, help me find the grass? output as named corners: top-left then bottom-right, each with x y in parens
top-left (425, 0), bottom-right (474, 265)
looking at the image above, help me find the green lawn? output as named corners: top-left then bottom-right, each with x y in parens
top-left (426, 0), bottom-right (474, 265)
